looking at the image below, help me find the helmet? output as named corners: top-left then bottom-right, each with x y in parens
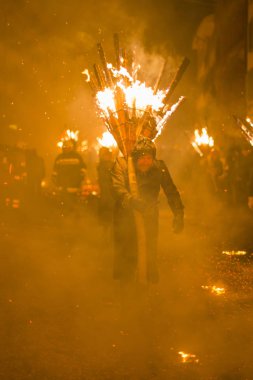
top-left (62, 139), bottom-right (76, 152)
top-left (131, 136), bottom-right (156, 160)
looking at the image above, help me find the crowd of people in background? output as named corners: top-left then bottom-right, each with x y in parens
top-left (0, 137), bottom-right (253, 220)
top-left (0, 144), bottom-right (45, 210)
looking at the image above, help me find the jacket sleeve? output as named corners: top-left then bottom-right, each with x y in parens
top-left (111, 158), bottom-right (132, 206)
top-left (159, 160), bottom-right (184, 216)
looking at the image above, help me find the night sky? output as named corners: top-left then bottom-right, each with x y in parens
top-left (0, 0), bottom-right (214, 154)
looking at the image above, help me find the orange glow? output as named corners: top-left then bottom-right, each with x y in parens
top-left (201, 285), bottom-right (225, 295)
top-left (84, 59), bottom-right (183, 153)
top-left (192, 128), bottom-right (214, 147)
top-left (97, 131), bottom-right (117, 149)
top-left (222, 250), bottom-right (247, 256)
top-left (57, 129), bottom-right (79, 148)
top-left (178, 351), bottom-right (199, 363)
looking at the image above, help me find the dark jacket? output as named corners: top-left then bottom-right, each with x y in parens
top-left (53, 151), bottom-right (86, 189)
top-left (111, 157), bottom-right (184, 282)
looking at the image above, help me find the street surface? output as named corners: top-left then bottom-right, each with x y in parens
top-left (0, 200), bottom-right (252, 380)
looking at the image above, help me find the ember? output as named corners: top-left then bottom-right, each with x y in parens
top-left (178, 351), bottom-right (199, 363)
top-left (222, 250), bottom-right (247, 256)
top-left (201, 285), bottom-right (226, 295)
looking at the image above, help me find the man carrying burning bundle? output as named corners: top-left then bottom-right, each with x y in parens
top-left (111, 136), bottom-right (184, 283)
top-left (84, 34), bottom-right (188, 284)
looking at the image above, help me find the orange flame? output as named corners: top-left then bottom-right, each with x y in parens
top-left (178, 351), bottom-right (199, 363)
top-left (201, 285), bottom-right (225, 295)
top-left (222, 250), bottom-right (247, 256)
top-left (97, 131), bottom-right (117, 149)
top-left (84, 60), bottom-right (183, 147)
top-left (192, 128), bottom-right (214, 147)
top-left (57, 129), bottom-right (79, 148)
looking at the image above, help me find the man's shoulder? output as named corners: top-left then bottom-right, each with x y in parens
top-left (154, 159), bottom-right (168, 172)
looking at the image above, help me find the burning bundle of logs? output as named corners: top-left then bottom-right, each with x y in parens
top-left (84, 33), bottom-right (189, 158)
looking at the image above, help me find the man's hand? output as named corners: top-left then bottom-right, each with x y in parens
top-left (173, 213), bottom-right (184, 233)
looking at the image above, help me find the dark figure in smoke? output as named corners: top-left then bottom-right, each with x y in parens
top-left (97, 147), bottom-right (114, 230)
top-left (52, 139), bottom-right (86, 212)
top-left (25, 149), bottom-right (45, 198)
top-left (111, 137), bottom-right (184, 283)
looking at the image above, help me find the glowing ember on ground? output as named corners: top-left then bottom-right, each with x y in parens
top-left (222, 250), bottom-right (247, 256)
top-left (57, 129), bottom-right (79, 148)
top-left (201, 285), bottom-right (225, 295)
top-left (178, 351), bottom-right (199, 363)
top-left (192, 127), bottom-right (214, 154)
top-left (97, 131), bottom-right (117, 149)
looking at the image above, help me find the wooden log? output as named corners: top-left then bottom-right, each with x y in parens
top-left (127, 156), bottom-right (147, 285)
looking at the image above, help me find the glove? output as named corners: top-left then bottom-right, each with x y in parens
top-left (130, 196), bottom-right (147, 212)
top-left (173, 213), bottom-right (184, 233)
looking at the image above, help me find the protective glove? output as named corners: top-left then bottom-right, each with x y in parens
top-left (130, 196), bottom-right (147, 212)
top-left (173, 213), bottom-right (184, 233)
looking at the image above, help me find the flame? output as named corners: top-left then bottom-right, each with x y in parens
top-left (178, 351), bottom-right (199, 363)
top-left (201, 285), bottom-right (225, 295)
top-left (95, 66), bottom-right (166, 119)
top-left (97, 131), bottom-right (117, 148)
top-left (84, 60), bottom-right (182, 145)
top-left (242, 117), bottom-right (253, 146)
top-left (57, 129), bottom-right (79, 148)
top-left (222, 250), bottom-right (247, 256)
top-left (82, 69), bottom-right (90, 82)
top-left (155, 96), bottom-right (185, 139)
top-left (246, 117), bottom-right (253, 127)
top-left (192, 128), bottom-right (214, 148)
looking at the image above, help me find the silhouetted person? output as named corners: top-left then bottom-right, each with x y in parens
top-left (25, 149), bottom-right (45, 198)
top-left (227, 145), bottom-right (252, 206)
top-left (97, 147), bottom-right (114, 230)
top-left (52, 139), bottom-right (86, 214)
top-left (9, 147), bottom-right (27, 209)
top-left (111, 137), bottom-right (184, 284)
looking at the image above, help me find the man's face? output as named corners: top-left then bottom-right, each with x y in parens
top-left (136, 154), bottom-right (154, 173)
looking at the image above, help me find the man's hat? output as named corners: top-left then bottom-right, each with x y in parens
top-left (131, 136), bottom-right (156, 160)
